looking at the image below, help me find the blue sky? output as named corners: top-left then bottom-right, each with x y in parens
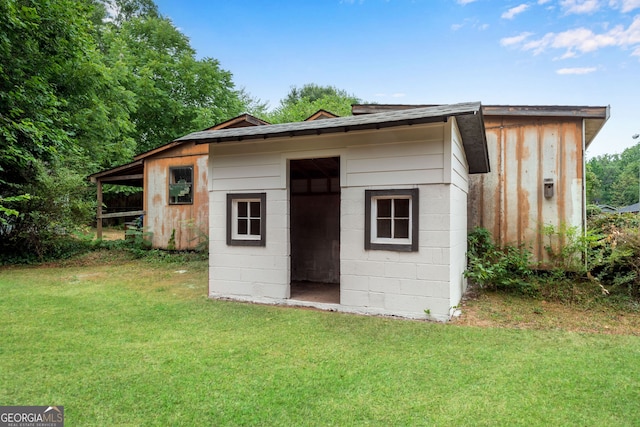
top-left (154, 0), bottom-right (640, 157)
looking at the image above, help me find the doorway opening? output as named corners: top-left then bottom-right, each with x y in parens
top-left (289, 157), bottom-right (340, 304)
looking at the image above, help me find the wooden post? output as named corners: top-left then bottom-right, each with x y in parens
top-left (97, 180), bottom-right (103, 240)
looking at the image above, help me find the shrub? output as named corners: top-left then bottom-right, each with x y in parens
top-left (465, 227), bottom-right (537, 295)
top-left (0, 161), bottom-right (95, 262)
top-left (467, 217), bottom-right (640, 303)
top-left (587, 213), bottom-right (640, 299)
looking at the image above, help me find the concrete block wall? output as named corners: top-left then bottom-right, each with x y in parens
top-left (340, 184), bottom-right (454, 321)
top-left (209, 189), bottom-right (290, 300)
top-left (448, 184), bottom-right (469, 310)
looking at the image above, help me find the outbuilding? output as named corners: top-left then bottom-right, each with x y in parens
top-left (175, 102), bottom-right (490, 321)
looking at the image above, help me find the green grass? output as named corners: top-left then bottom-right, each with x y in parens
top-left (1, 254), bottom-right (639, 426)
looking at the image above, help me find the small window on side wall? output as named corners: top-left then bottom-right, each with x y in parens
top-left (227, 193), bottom-right (266, 246)
top-left (169, 166), bottom-right (193, 205)
top-left (365, 189), bottom-right (418, 252)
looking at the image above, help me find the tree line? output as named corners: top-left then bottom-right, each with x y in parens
top-left (0, 0), bottom-right (360, 260)
top-left (587, 143), bottom-right (640, 208)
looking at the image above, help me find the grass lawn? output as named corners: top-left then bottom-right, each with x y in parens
top-left (1, 251), bottom-right (639, 426)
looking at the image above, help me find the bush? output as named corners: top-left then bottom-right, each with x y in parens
top-left (0, 161), bottom-right (95, 262)
top-left (466, 217), bottom-right (640, 304)
top-left (587, 213), bottom-right (640, 299)
top-left (465, 227), bottom-right (537, 295)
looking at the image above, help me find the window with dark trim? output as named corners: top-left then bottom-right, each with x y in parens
top-left (169, 166), bottom-right (193, 205)
top-left (365, 189), bottom-right (418, 252)
top-left (227, 193), bottom-right (266, 246)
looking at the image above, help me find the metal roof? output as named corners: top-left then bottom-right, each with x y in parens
top-left (618, 202), bottom-right (640, 213)
top-left (352, 103), bottom-right (610, 148)
top-left (175, 102), bottom-right (490, 174)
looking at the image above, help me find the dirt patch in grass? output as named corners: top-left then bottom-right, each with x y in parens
top-left (451, 286), bottom-right (640, 336)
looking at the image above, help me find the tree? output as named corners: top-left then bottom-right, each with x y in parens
top-left (587, 142), bottom-right (640, 207)
top-left (266, 83), bottom-right (361, 124)
top-left (283, 83), bottom-right (357, 105)
top-left (0, 0), bottom-right (255, 260)
top-left (585, 163), bottom-right (601, 204)
top-left (104, 0), bottom-right (159, 25)
top-left (0, 0), bottom-right (126, 258)
top-left (104, 14), bottom-right (249, 153)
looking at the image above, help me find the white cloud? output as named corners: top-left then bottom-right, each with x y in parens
top-left (560, 0), bottom-right (602, 14)
top-left (457, 0), bottom-right (478, 4)
top-left (609, 0), bottom-right (640, 12)
top-left (538, 0), bottom-right (552, 4)
top-left (500, 32), bottom-right (534, 46)
top-left (502, 4), bottom-right (531, 19)
top-left (556, 66), bottom-right (598, 74)
top-left (452, 18), bottom-right (490, 31)
top-left (391, 93), bottom-right (406, 98)
top-left (504, 16), bottom-right (640, 57)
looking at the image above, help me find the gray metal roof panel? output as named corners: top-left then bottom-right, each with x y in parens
top-left (175, 101), bottom-right (490, 173)
top-left (176, 102), bottom-right (482, 143)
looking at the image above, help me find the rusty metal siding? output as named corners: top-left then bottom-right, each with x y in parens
top-left (143, 142), bottom-right (209, 250)
top-left (469, 116), bottom-right (584, 262)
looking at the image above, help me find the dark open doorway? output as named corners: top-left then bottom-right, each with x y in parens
top-left (289, 157), bottom-right (340, 304)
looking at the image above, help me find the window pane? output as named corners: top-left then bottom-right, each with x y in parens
top-left (237, 219), bottom-right (248, 235)
top-left (394, 199), bottom-right (410, 218)
top-left (250, 219), bottom-right (261, 236)
top-left (169, 167), bottom-right (193, 204)
top-left (377, 199), bottom-right (391, 218)
top-left (237, 201), bottom-right (248, 218)
top-left (172, 167), bottom-right (192, 183)
top-left (249, 201), bottom-right (260, 218)
top-left (377, 219), bottom-right (391, 238)
top-left (394, 219), bottom-right (409, 238)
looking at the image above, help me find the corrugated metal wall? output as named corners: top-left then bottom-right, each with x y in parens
top-left (468, 116), bottom-right (584, 262)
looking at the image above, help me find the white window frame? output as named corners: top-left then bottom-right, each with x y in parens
top-left (365, 189), bottom-right (418, 252)
top-left (226, 193), bottom-right (266, 246)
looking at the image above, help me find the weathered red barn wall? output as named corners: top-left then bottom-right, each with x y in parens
top-left (143, 142), bottom-right (209, 250)
top-left (468, 115), bottom-right (584, 262)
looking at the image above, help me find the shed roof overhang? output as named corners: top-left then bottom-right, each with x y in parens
top-left (352, 104), bottom-right (610, 149)
top-left (88, 159), bottom-right (144, 187)
top-left (481, 105), bottom-right (610, 148)
top-left (176, 102), bottom-right (490, 174)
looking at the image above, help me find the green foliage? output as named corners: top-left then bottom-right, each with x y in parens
top-left (586, 203), bottom-right (603, 217)
top-left (587, 142), bottom-right (640, 207)
top-left (167, 228), bottom-right (176, 251)
top-left (0, 0), bottom-right (255, 262)
top-left (0, 194), bottom-right (31, 225)
top-left (183, 218), bottom-right (209, 253)
top-left (465, 227), bottom-right (536, 295)
top-left (106, 0), bottom-right (159, 26)
top-left (542, 223), bottom-right (596, 273)
top-left (266, 83), bottom-right (362, 123)
top-left (0, 160), bottom-right (95, 262)
top-left (123, 225), bottom-right (153, 252)
top-left (586, 213), bottom-right (640, 299)
top-left (468, 219), bottom-right (640, 303)
top-left (104, 14), bottom-right (249, 153)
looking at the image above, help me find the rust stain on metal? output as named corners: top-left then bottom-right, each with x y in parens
top-left (469, 115), bottom-right (587, 263)
top-left (536, 124), bottom-right (544, 261)
top-left (143, 141), bottom-right (209, 250)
